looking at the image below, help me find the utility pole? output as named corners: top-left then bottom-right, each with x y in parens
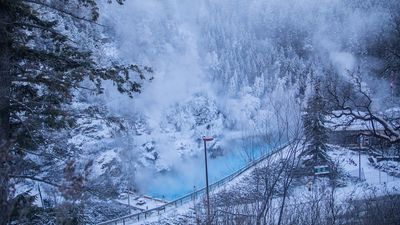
top-left (359, 135), bottom-right (363, 181)
top-left (359, 150), bottom-right (362, 180)
top-left (126, 190), bottom-right (131, 214)
top-left (128, 192), bottom-right (131, 214)
top-left (202, 136), bottom-right (213, 225)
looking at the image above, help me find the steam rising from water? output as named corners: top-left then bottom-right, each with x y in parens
top-left (98, 0), bottom-right (395, 197)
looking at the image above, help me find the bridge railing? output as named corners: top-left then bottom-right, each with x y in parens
top-left (97, 143), bottom-right (288, 225)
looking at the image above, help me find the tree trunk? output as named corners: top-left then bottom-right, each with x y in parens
top-left (0, 1), bottom-right (12, 224)
top-left (277, 186), bottom-right (288, 225)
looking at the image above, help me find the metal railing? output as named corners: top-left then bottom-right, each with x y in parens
top-left (97, 143), bottom-right (288, 225)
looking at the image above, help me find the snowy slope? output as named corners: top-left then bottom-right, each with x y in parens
top-left (118, 144), bottom-right (400, 225)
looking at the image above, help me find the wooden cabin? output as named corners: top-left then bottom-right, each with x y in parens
top-left (325, 112), bottom-right (387, 149)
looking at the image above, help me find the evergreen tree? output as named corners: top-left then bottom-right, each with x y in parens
top-left (0, 1), bottom-right (151, 224)
top-left (301, 80), bottom-right (330, 169)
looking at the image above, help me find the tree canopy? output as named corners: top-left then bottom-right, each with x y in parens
top-left (301, 80), bottom-right (330, 169)
top-left (0, 0), bottom-right (151, 223)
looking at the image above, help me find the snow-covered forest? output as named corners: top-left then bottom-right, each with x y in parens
top-left (1, 0), bottom-right (400, 224)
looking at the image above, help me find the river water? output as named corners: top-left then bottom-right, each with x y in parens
top-left (146, 144), bottom-right (270, 200)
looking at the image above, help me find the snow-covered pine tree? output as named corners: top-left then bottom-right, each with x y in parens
top-left (0, 1), bottom-right (151, 224)
top-left (253, 73), bottom-right (265, 97)
top-left (301, 80), bottom-right (330, 169)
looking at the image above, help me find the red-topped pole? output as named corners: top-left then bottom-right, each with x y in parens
top-left (202, 136), bottom-right (213, 225)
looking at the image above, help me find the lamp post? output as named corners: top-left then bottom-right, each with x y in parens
top-left (125, 190), bottom-right (132, 214)
top-left (359, 149), bottom-right (362, 180)
top-left (202, 136), bottom-right (213, 225)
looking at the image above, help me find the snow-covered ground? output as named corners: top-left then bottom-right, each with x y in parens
top-left (330, 146), bottom-right (400, 186)
top-left (112, 144), bottom-right (400, 225)
top-left (326, 146), bottom-right (400, 200)
top-left (117, 194), bottom-right (168, 212)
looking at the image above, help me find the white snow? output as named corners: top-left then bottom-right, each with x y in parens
top-left (119, 144), bottom-right (400, 224)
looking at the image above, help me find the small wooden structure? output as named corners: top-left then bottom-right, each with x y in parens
top-left (325, 113), bottom-right (388, 149)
